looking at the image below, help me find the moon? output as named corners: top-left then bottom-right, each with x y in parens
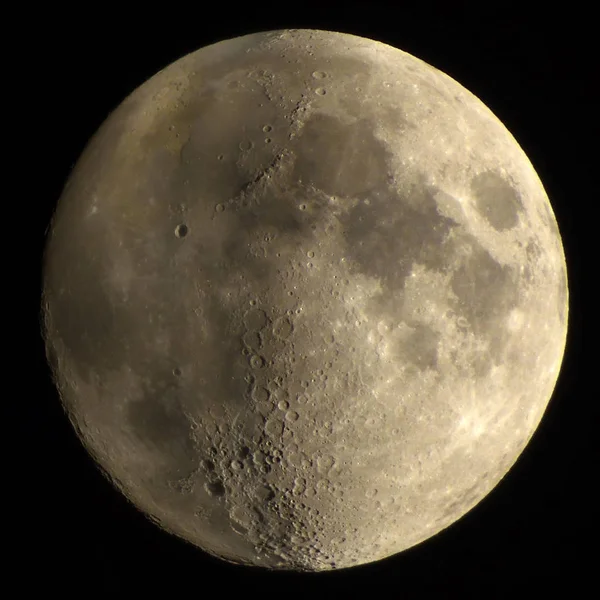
top-left (41, 29), bottom-right (568, 571)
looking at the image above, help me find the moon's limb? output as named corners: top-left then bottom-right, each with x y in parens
top-left (42, 29), bottom-right (568, 570)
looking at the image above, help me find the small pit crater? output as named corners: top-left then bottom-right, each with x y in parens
top-left (174, 224), bottom-right (188, 238)
top-left (249, 354), bottom-right (266, 369)
top-left (265, 418), bottom-right (284, 438)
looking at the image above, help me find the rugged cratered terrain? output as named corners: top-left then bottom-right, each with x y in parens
top-left (41, 29), bottom-right (568, 570)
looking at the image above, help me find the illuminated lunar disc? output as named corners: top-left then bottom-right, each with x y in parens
top-left (42, 29), bottom-right (568, 571)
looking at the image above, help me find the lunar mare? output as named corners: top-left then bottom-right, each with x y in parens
top-left (42, 29), bottom-right (568, 570)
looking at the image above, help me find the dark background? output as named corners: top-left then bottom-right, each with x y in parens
top-left (24, 2), bottom-right (593, 597)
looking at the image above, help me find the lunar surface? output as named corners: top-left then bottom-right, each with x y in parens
top-left (42, 29), bottom-right (568, 571)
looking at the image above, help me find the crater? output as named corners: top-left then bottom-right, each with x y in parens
top-left (273, 316), bottom-right (293, 339)
top-left (242, 331), bottom-right (262, 351)
top-left (174, 223), bottom-right (189, 238)
top-left (244, 308), bottom-right (268, 330)
top-left (205, 480), bottom-right (226, 497)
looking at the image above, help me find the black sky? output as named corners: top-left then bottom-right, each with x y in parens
top-left (24, 3), bottom-right (593, 597)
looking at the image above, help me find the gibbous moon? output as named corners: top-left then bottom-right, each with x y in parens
top-left (42, 29), bottom-right (568, 571)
